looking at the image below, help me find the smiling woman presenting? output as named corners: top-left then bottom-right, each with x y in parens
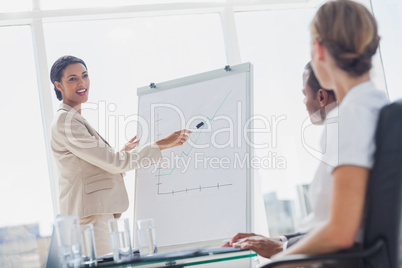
top-left (50, 55), bottom-right (191, 255)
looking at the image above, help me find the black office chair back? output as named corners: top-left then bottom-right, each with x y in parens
top-left (362, 100), bottom-right (402, 268)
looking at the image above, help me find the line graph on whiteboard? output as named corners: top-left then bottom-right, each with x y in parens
top-left (154, 89), bottom-right (234, 196)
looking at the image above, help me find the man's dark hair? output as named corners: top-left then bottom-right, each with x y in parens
top-left (305, 62), bottom-right (335, 100)
top-left (50, 55), bottom-right (87, 101)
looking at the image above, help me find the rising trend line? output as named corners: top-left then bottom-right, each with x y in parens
top-left (206, 89), bottom-right (232, 121)
top-left (155, 89), bottom-right (232, 177)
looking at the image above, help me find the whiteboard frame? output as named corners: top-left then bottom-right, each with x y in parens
top-left (134, 62), bottom-right (254, 250)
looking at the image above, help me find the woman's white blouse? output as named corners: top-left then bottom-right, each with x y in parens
top-left (300, 81), bottom-right (389, 236)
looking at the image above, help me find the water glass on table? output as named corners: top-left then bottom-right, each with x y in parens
top-left (136, 218), bottom-right (157, 256)
top-left (54, 215), bottom-right (82, 267)
top-left (108, 218), bottom-right (133, 263)
top-left (80, 224), bottom-right (97, 266)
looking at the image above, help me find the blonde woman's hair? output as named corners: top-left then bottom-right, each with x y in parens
top-left (311, 0), bottom-right (380, 76)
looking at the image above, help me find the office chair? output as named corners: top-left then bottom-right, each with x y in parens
top-left (262, 101), bottom-right (402, 268)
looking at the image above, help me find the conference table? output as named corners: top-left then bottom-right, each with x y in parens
top-left (96, 247), bottom-right (257, 267)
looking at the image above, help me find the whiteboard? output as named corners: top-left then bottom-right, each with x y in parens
top-left (134, 63), bottom-right (254, 248)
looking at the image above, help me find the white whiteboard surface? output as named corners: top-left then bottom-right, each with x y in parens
top-left (134, 63), bottom-right (253, 248)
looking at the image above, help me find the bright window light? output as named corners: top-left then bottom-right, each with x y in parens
top-left (0, 0), bottom-right (32, 12)
top-left (40, 0), bottom-right (225, 10)
top-left (372, 0), bottom-right (402, 101)
top-left (0, 26), bottom-right (53, 236)
top-left (235, 8), bottom-right (318, 236)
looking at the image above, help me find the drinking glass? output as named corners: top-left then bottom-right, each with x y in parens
top-left (136, 218), bottom-right (157, 256)
top-left (108, 218), bottom-right (133, 262)
top-left (54, 215), bottom-right (82, 267)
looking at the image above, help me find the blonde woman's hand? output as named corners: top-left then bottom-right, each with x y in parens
top-left (156, 129), bottom-right (192, 150)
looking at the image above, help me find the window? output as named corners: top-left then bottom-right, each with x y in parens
top-left (235, 8), bottom-right (318, 236)
top-left (0, 0), bottom-right (32, 12)
top-left (372, 0), bottom-right (402, 101)
top-left (0, 26), bottom-right (53, 235)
